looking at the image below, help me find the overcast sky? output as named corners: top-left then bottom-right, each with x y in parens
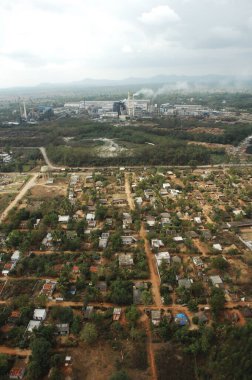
top-left (0, 0), bottom-right (251, 87)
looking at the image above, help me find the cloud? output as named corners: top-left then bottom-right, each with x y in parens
top-left (0, 0), bottom-right (251, 87)
top-left (139, 5), bottom-right (180, 25)
top-left (1, 51), bottom-right (47, 67)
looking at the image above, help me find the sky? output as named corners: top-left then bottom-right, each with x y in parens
top-left (0, 0), bottom-right (252, 87)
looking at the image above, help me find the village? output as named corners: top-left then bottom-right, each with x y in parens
top-left (0, 165), bottom-right (251, 379)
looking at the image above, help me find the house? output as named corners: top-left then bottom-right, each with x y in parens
top-left (119, 253), bottom-right (134, 267)
top-left (172, 255), bottom-right (182, 265)
top-left (187, 231), bottom-right (199, 239)
top-left (192, 256), bottom-right (204, 268)
top-left (105, 218), bottom-right (113, 226)
top-left (213, 243), bottom-right (222, 251)
top-left (210, 275), bottom-right (223, 287)
top-left (58, 215), bottom-right (70, 223)
top-left (99, 233), bottom-right (109, 249)
top-left (11, 250), bottom-right (20, 262)
top-left (135, 197), bottom-right (143, 206)
top-left (34, 219), bottom-right (41, 228)
top-left (42, 233), bottom-right (53, 248)
top-left (146, 216), bottom-right (156, 227)
top-left (170, 189), bottom-right (180, 197)
top-left (65, 356), bottom-right (72, 366)
top-left (194, 217), bottom-right (202, 224)
top-left (144, 189), bottom-right (154, 200)
top-left (123, 213), bottom-right (132, 228)
top-left (175, 313), bottom-right (189, 326)
top-left (41, 280), bottom-right (57, 297)
top-left (121, 236), bottom-right (137, 245)
top-left (9, 366), bottom-right (26, 380)
top-left (66, 231), bottom-right (78, 240)
top-left (178, 278), bottom-right (192, 289)
top-left (233, 209), bottom-right (245, 217)
top-left (155, 252), bottom-right (170, 279)
top-left (27, 320), bottom-right (41, 333)
top-left (86, 213), bottom-right (95, 221)
top-left (56, 323), bottom-right (69, 335)
top-left (84, 306), bottom-right (94, 319)
top-left (173, 236), bottom-right (184, 242)
top-left (96, 281), bottom-right (107, 292)
top-left (151, 239), bottom-right (164, 249)
top-left (72, 266), bottom-right (80, 274)
top-left (163, 183), bottom-right (171, 189)
top-left (33, 309), bottom-right (47, 321)
top-left (151, 310), bottom-right (162, 326)
top-left (241, 307), bottom-right (252, 318)
top-left (133, 282), bottom-right (148, 304)
top-left (161, 217), bottom-right (171, 226)
top-left (196, 311), bottom-right (208, 324)
top-left (8, 311), bottom-right (21, 324)
top-left (113, 308), bottom-right (122, 321)
top-left (201, 230), bottom-right (212, 240)
top-left (2, 262), bottom-right (15, 276)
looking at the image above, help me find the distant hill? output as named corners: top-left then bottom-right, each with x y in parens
top-left (0, 75), bottom-right (252, 97)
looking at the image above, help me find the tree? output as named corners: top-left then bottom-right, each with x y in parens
top-left (71, 315), bottom-right (82, 335)
top-left (110, 370), bottom-right (131, 380)
top-left (209, 287), bottom-right (225, 318)
top-left (28, 337), bottom-right (52, 379)
top-left (212, 257), bottom-right (229, 271)
top-left (80, 323), bottom-right (98, 344)
top-left (110, 280), bottom-right (133, 305)
top-left (0, 354), bottom-right (8, 376)
top-left (125, 305), bottom-right (140, 327)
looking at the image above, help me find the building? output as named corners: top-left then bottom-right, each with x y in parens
top-left (9, 366), bottom-right (26, 380)
top-left (113, 308), bottom-right (122, 321)
top-left (56, 323), bottom-right (69, 335)
top-left (174, 313), bottom-right (189, 326)
top-left (27, 320), bottom-right (41, 333)
top-left (155, 251), bottom-right (170, 279)
top-left (210, 275), bottom-right (223, 287)
top-left (178, 278), bottom-right (192, 289)
top-left (119, 253), bottom-right (134, 267)
top-left (33, 309), bottom-right (47, 321)
top-left (58, 215), bottom-right (70, 223)
top-left (151, 310), bottom-right (161, 326)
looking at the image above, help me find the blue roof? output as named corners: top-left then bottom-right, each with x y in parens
top-left (175, 313), bottom-right (188, 326)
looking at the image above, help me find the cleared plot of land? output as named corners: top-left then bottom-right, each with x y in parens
top-left (70, 341), bottom-right (151, 380)
top-left (189, 127), bottom-right (225, 135)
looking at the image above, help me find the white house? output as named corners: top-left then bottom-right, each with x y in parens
top-left (27, 320), bottom-right (41, 332)
top-left (58, 215), bottom-right (70, 223)
top-left (33, 309), bottom-right (47, 321)
top-left (151, 239), bottom-right (164, 249)
top-left (11, 250), bottom-right (20, 262)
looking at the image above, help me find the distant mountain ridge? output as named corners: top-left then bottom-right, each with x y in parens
top-left (1, 74), bottom-right (252, 94)
top-left (36, 75), bottom-right (252, 88)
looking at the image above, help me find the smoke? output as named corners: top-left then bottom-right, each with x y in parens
top-left (133, 83), bottom-right (190, 99)
top-left (133, 88), bottom-right (155, 98)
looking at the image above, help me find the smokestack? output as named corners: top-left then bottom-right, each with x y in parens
top-left (127, 92), bottom-right (134, 118)
top-left (23, 101), bottom-right (27, 120)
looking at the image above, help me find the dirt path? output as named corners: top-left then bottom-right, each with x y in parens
top-left (39, 147), bottom-right (62, 170)
top-left (193, 239), bottom-right (209, 256)
top-left (202, 204), bottom-right (213, 224)
top-left (0, 346), bottom-right (31, 356)
top-left (142, 314), bottom-right (158, 380)
top-left (125, 172), bottom-right (135, 211)
top-left (140, 223), bottom-right (162, 308)
top-left (0, 173), bottom-right (38, 223)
